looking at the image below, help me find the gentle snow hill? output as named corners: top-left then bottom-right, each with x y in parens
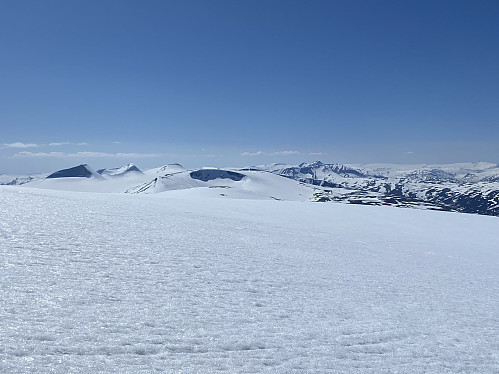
top-left (27, 174), bottom-right (149, 193)
top-left (22, 164), bottom-right (188, 193)
top-left (0, 186), bottom-right (498, 373)
top-left (126, 168), bottom-right (315, 201)
top-left (145, 163), bottom-right (186, 176)
top-left (26, 164), bottom-right (149, 193)
top-left (97, 163), bottom-right (142, 176)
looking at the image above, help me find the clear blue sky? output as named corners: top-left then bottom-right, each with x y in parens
top-left (1, 0), bottom-right (499, 174)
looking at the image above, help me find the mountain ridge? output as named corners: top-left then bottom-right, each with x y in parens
top-left (268, 161), bottom-right (499, 216)
top-left (3, 161), bottom-right (499, 216)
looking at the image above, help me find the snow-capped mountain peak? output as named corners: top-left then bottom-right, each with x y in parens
top-left (3, 160), bottom-right (499, 216)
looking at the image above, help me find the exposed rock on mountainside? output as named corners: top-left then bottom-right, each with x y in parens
top-left (190, 169), bottom-right (245, 182)
top-left (1, 176), bottom-right (39, 185)
top-left (274, 161), bottom-right (367, 179)
top-left (270, 161), bottom-right (499, 216)
top-left (46, 164), bottom-right (102, 179)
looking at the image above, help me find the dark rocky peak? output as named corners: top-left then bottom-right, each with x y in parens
top-left (46, 164), bottom-right (101, 179)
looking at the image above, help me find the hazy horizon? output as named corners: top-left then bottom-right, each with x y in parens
top-left (2, 141), bottom-right (499, 176)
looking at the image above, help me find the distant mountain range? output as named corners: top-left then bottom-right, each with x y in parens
top-left (2, 161), bottom-right (499, 216)
top-left (265, 161), bottom-right (499, 216)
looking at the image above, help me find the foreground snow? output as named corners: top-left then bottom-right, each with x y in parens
top-left (0, 186), bottom-right (498, 373)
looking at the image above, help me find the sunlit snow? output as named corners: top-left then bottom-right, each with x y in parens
top-left (1, 186), bottom-right (498, 373)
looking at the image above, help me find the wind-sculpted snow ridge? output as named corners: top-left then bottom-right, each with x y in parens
top-left (1, 186), bottom-right (498, 373)
top-left (264, 161), bottom-right (499, 216)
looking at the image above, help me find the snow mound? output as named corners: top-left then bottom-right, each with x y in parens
top-left (25, 164), bottom-right (150, 193)
top-left (127, 169), bottom-right (314, 201)
top-left (97, 163), bottom-right (143, 177)
top-left (146, 163), bottom-right (186, 176)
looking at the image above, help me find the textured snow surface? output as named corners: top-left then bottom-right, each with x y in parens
top-left (1, 186), bottom-right (498, 373)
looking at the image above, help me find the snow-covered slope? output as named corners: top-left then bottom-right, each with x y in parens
top-left (19, 163), bottom-right (314, 200)
top-left (127, 168), bottom-right (314, 201)
top-left (1, 186), bottom-right (498, 373)
top-left (145, 163), bottom-right (186, 175)
top-left (0, 174), bottom-right (45, 186)
top-left (7, 160), bottom-right (499, 216)
top-left (21, 164), bottom-right (178, 193)
top-left (97, 163), bottom-right (142, 176)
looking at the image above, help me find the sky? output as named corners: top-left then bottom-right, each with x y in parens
top-left (1, 0), bottom-right (499, 174)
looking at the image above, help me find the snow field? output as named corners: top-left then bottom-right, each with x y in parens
top-left (0, 186), bottom-right (498, 373)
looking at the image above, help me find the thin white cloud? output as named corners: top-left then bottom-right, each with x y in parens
top-left (272, 150), bottom-right (301, 155)
top-left (11, 151), bottom-right (165, 159)
top-left (49, 142), bottom-right (88, 146)
top-left (11, 151), bottom-right (65, 158)
top-left (241, 150), bottom-right (301, 156)
top-left (241, 151), bottom-right (265, 156)
top-left (3, 142), bottom-right (39, 148)
top-left (73, 152), bottom-right (164, 158)
top-left (72, 152), bottom-right (119, 158)
top-left (309, 152), bottom-right (328, 156)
